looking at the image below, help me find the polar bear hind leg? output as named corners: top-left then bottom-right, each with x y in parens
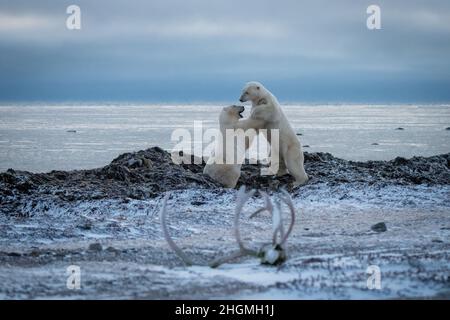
top-left (276, 155), bottom-right (288, 176)
top-left (284, 146), bottom-right (308, 186)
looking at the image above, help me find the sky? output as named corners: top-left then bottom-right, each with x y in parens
top-left (0, 0), bottom-right (450, 103)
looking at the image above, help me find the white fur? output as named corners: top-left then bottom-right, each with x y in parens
top-left (237, 81), bottom-right (308, 186)
top-left (203, 105), bottom-right (245, 188)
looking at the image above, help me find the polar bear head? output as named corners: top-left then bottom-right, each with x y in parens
top-left (239, 81), bottom-right (268, 103)
top-left (220, 105), bottom-right (245, 127)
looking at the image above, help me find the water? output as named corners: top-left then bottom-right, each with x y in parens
top-left (0, 104), bottom-right (449, 172)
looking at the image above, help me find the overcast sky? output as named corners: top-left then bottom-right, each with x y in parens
top-left (1, 0), bottom-right (449, 103)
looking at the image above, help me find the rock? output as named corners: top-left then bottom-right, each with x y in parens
top-left (7, 252), bottom-right (21, 257)
top-left (106, 246), bottom-right (120, 254)
top-left (142, 158), bottom-right (152, 168)
top-left (30, 250), bottom-right (41, 257)
top-left (371, 222), bottom-right (387, 232)
top-left (445, 127), bottom-right (450, 131)
top-left (88, 243), bottom-right (103, 251)
top-left (77, 219), bottom-right (93, 230)
top-left (127, 159), bottom-right (143, 168)
top-left (296, 133), bottom-right (303, 136)
top-left (191, 200), bottom-right (206, 206)
top-left (303, 145), bottom-right (310, 148)
top-left (1, 171), bottom-right (18, 184)
top-left (371, 143), bottom-right (379, 145)
top-left (67, 130), bottom-right (77, 133)
top-left (393, 157), bottom-right (408, 165)
top-left (396, 127), bottom-right (404, 130)
top-left (302, 257), bottom-right (325, 264)
top-left (431, 238), bottom-right (443, 243)
top-left (16, 181), bottom-right (34, 192)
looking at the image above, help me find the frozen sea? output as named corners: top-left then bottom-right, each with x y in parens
top-left (0, 104), bottom-right (449, 172)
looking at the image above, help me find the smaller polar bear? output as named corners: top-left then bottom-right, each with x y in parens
top-left (236, 81), bottom-right (308, 186)
top-left (203, 105), bottom-right (246, 188)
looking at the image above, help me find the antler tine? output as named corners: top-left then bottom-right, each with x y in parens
top-left (160, 193), bottom-right (194, 266)
top-left (272, 199), bottom-right (285, 245)
top-left (234, 186), bottom-right (257, 255)
top-left (210, 186), bottom-right (257, 268)
top-left (278, 189), bottom-right (296, 246)
top-left (209, 250), bottom-right (247, 268)
top-left (249, 190), bottom-right (272, 219)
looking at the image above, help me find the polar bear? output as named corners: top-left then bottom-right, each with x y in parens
top-left (203, 105), bottom-right (246, 188)
top-left (236, 81), bottom-right (308, 186)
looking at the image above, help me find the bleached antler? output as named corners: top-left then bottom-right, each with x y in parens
top-left (160, 186), bottom-right (298, 268)
top-left (210, 186), bottom-right (259, 267)
top-left (233, 186), bottom-right (257, 255)
top-left (278, 188), bottom-right (296, 246)
top-left (160, 193), bottom-right (194, 266)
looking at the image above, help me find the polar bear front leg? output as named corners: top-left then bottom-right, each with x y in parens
top-left (233, 117), bottom-right (266, 131)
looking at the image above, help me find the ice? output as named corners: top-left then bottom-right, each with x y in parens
top-left (1, 104), bottom-right (449, 172)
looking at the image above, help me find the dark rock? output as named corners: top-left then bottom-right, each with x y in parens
top-left (191, 201), bottom-right (206, 206)
top-left (445, 127), bottom-right (450, 131)
top-left (78, 220), bottom-right (92, 230)
top-left (296, 133), bottom-right (303, 136)
top-left (142, 158), bottom-right (153, 168)
top-left (393, 157), bottom-right (408, 165)
top-left (30, 250), bottom-right (40, 257)
top-left (371, 143), bottom-right (379, 145)
top-left (396, 127), bottom-right (405, 130)
top-left (303, 145), bottom-right (310, 148)
top-left (1, 172), bottom-right (17, 184)
top-left (7, 252), bottom-right (21, 257)
top-left (302, 257), bottom-right (325, 264)
top-left (88, 243), bottom-right (103, 251)
top-left (16, 181), bottom-right (34, 192)
top-left (127, 158), bottom-right (143, 168)
top-left (371, 222), bottom-right (387, 232)
top-left (106, 246), bottom-right (120, 254)
top-left (67, 130), bottom-right (77, 133)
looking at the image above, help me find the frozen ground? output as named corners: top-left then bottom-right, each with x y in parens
top-left (1, 167), bottom-right (449, 299)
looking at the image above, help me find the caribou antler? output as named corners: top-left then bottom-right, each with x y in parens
top-left (160, 193), bottom-right (194, 266)
top-left (278, 189), bottom-right (296, 246)
top-left (209, 186), bottom-right (259, 267)
top-left (160, 186), bottom-right (298, 268)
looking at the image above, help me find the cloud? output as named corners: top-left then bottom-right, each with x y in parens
top-left (0, 0), bottom-right (449, 102)
top-left (0, 12), bottom-right (56, 31)
top-left (141, 19), bottom-right (286, 38)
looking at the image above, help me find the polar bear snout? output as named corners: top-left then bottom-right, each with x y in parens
top-left (230, 105), bottom-right (245, 118)
top-left (236, 105), bottom-right (245, 116)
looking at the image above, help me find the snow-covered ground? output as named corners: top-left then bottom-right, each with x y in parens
top-left (1, 183), bottom-right (449, 299)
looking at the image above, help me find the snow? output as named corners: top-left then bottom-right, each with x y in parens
top-left (0, 181), bottom-right (449, 299)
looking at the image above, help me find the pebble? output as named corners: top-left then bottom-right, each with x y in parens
top-left (88, 243), bottom-right (103, 251)
top-left (371, 222), bottom-right (387, 232)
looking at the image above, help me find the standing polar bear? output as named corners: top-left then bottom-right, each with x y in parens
top-left (236, 81), bottom-right (309, 186)
top-left (203, 105), bottom-right (246, 188)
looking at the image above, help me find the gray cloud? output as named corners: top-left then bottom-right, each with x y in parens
top-left (0, 0), bottom-right (449, 102)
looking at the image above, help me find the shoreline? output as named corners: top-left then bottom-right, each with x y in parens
top-left (1, 147), bottom-right (449, 205)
